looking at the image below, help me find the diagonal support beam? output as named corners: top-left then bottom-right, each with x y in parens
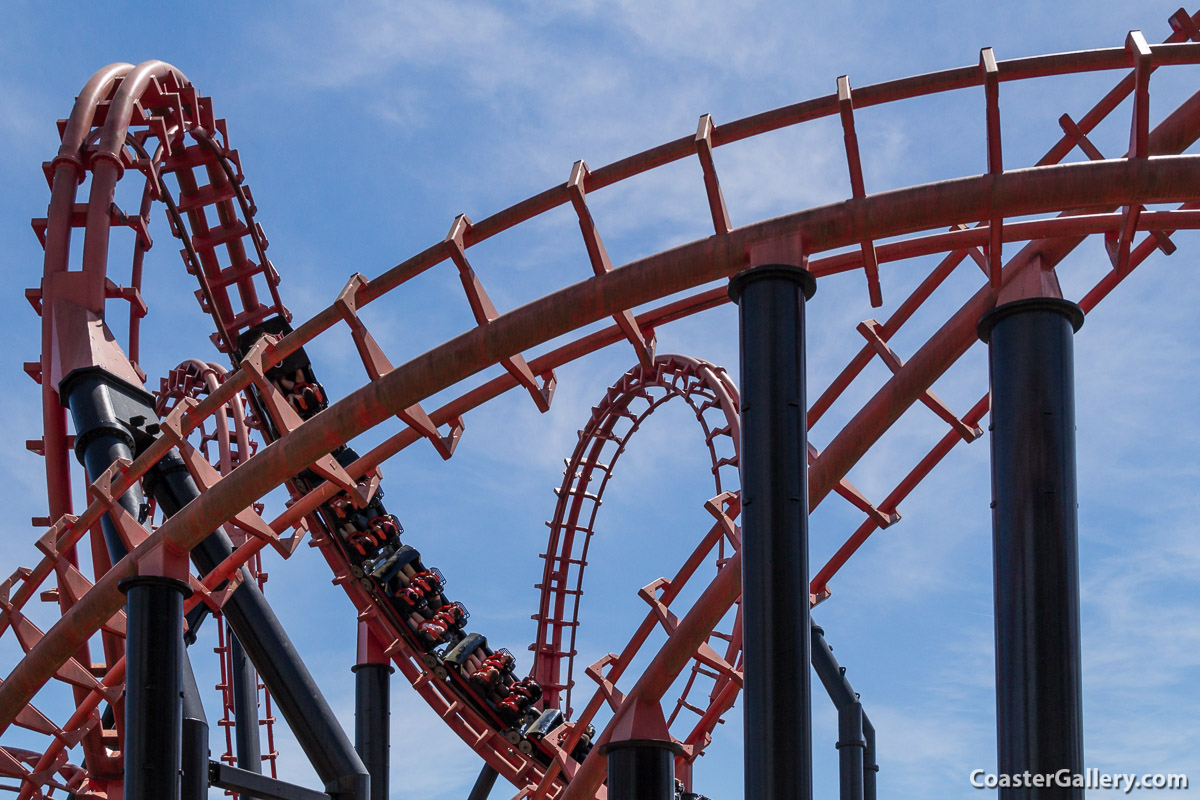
top-left (567, 161), bottom-right (656, 368)
top-left (158, 401), bottom-right (302, 558)
top-left (1112, 31), bottom-right (1154, 274)
top-left (857, 320), bottom-right (982, 443)
top-left (1055, 113), bottom-right (1149, 272)
top-left (239, 337), bottom-right (372, 507)
top-left (807, 442), bottom-right (899, 529)
top-left (837, 76), bottom-right (882, 307)
top-left (335, 273), bottom-right (462, 459)
top-left (695, 115), bottom-right (732, 235)
top-left (1058, 114), bottom-right (1107, 162)
top-left (981, 48), bottom-right (1004, 289)
top-left (444, 215), bottom-right (556, 412)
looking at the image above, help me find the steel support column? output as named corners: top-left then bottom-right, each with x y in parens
top-left (181, 660), bottom-right (210, 800)
top-left (61, 368), bottom-right (210, 800)
top-left (836, 703), bottom-right (865, 800)
top-left (145, 449), bottom-right (370, 800)
top-left (61, 368), bottom-right (365, 798)
top-left (601, 740), bottom-right (680, 800)
top-left (230, 630), bottom-right (263, 776)
top-left (353, 624), bottom-right (391, 800)
top-left (863, 714), bottom-right (877, 800)
top-left (729, 264), bottom-right (817, 800)
top-left (121, 575), bottom-right (191, 800)
top-left (466, 764), bottom-right (498, 800)
top-left (812, 623), bottom-right (870, 800)
top-left (979, 298), bottom-right (1085, 798)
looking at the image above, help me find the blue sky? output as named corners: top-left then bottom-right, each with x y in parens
top-left (1, 2), bottom-right (1198, 798)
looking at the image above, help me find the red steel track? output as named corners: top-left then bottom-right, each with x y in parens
top-left (155, 361), bottom-right (279, 780)
top-left (4, 9), bottom-right (1200, 798)
top-left (532, 355), bottom-right (745, 791)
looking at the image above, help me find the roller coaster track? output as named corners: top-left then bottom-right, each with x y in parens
top-left (4, 8), bottom-right (1200, 798)
top-left (155, 360), bottom-right (278, 780)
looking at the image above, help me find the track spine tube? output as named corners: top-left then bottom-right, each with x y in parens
top-left (120, 575), bottom-right (191, 800)
top-left (145, 449), bottom-right (370, 800)
top-left (979, 298), bottom-right (1085, 799)
top-left (729, 264), bottom-right (817, 800)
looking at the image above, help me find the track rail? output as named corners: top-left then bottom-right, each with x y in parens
top-left (3, 9), bottom-right (1200, 798)
top-left (534, 356), bottom-right (742, 711)
top-left (532, 355), bottom-right (744, 789)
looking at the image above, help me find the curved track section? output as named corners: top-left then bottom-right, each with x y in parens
top-left (154, 360), bottom-right (278, 779)
top-left (4, 10), bottom-right (1200, 798)
top-left (532, 355), bottom-right (744, 790)
top-left (535, 355), bottom-right (741, 714)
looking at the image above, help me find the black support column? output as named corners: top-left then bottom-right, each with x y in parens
top-left (601, 740), bottom-right (682, 800)
top-left (979, 298), bottom-right (1085, 798)
top-left (812, 623), bottom-right (870, 800)
top-left (836, 703), bottom-right (865, 800)
top-left (862, 714), bottom-right (877, 800)
top-left (353, 625), bottom-right (391, 800)
top-left (729, 264), bottom-right (817, 800)
top-left (181, 660), bottom-right (210, 800)
top-left (60, 368), bottom-right (210, 800)
top-left (466, 764), bottom-right (498, 800)
top-left (61, 368), bottom-right (367, 800)
top-left (145, 449), bottom-right (370, 800)
top-left (121, 575), bottom-right (191, 800)
top-left (230, 630), bottom-right (263, 776)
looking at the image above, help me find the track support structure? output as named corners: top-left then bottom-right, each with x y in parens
top-left (181, 660), bottom-right (210, 800)
top-left (979, 298), bottom-right (1086, 798)
top-left (146, 450), bottom-right (370, 800)
top-left (231, 630), bottom-right (264, 777)
top-left (601, 740), bottom-right (682, 800)
top-left (353, 624), bottom-right (392, 800)
top-left (466, 764), bottom-right (498, 800)
top-left (17, 31), bottom-right (1200, 799)
top-left (209, 762), bottom-right (330, 800)
top-left (811, 623), bottom-right (876, 800)
top-left (61, 367), bottom-right (210, 799)
top-left (121, 575), bottom-right (191, 800)
top-left (729, 264), bottom-right (817, 800)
